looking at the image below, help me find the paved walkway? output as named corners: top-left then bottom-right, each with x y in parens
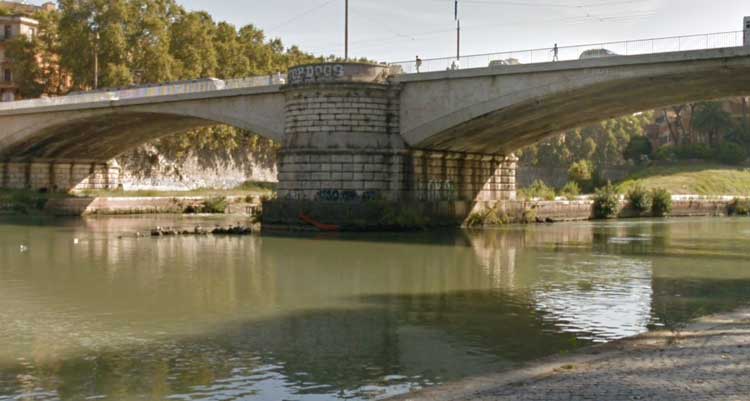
top-left (392, 308), bottom-right (750, 401)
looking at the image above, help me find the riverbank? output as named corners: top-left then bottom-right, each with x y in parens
top-left (478, 195), bottom-right (745, 225)
top-left (390, 306), bottom-right (750, 401)
top-left (0, 187), bottom-right (268, 216)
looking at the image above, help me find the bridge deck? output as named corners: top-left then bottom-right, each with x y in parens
top-left (0, 74), bottom-right (286, 113)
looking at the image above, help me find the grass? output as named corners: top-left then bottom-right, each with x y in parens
top-left (617, 163), bottom-right (750, 196)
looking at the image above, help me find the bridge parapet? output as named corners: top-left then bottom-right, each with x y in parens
top-left (0, 74), bottom-right (286, 112)
top-left (394, 30), bottom-right (744, 73)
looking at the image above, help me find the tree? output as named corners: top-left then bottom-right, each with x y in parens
top-left (127, 0), bottom-right (178, 84)
top-left (623, 136), bottom-right (653, 163)
top-left (692, 102), bottom-right (734, 147)
top-left (58, 0), bottom-right (133, 89)
top-left (169, 10), bottom-right (218, 79)
top-left (6, 9), bottom-right (67, 98)
top-left (568, 160), bottom-right (595, 192)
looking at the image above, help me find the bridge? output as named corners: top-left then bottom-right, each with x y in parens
top-left (1, 23), bottom-right (750, 225)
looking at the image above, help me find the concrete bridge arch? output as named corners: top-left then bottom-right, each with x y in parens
top-left (0, 87), bottom-right (285, 162)
top-left (397, 47), bottom-right (750, 154)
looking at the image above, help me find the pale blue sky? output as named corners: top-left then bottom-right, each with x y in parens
top-left (29, 0), bottom-right (750, 62)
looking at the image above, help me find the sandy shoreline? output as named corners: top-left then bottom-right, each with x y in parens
top-left (389, 307), bottom-right (750, 401)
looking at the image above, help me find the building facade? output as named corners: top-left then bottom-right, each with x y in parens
top-left (0, 1), bottom-right (55, 102)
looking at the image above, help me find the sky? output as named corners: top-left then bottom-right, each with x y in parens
top-left (25, 0), bottom-right (750, 62)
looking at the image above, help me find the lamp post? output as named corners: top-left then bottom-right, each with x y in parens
top-left (93, 31), bottom-right (99, 90)
top-left (455, 0), bottom-right (460, 62)
top-left (345, 0), bottom-right (349, 60)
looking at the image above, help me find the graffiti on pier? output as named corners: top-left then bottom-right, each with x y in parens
top-left (289, 64), bottom-right (345, 85)
top-left (314, 189), bottom-right (382, 202)
top-left (416, 180), bottom-right (458, 201)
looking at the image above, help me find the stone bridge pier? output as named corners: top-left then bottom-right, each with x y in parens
top-left (265, 63), bottom-right (517, 228)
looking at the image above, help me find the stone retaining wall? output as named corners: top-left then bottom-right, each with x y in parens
top-left (0, 161), bottom-right (121, 191)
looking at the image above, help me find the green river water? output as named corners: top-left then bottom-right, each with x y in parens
top-left (1, 216), bottom-right (749, 401)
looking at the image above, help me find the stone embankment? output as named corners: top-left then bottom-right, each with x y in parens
top-left (498, 195), bottom-right (737, 223)
top-left (390, 307), bottom-right (750, 401)
top-left (42, 196), bottom-right (261, 216)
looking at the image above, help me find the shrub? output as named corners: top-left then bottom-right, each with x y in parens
top-left (464, 212), bottom-right (485, 228)
top-left (623, 136), bottom-right (653, 163)
top-left (715, 142), bottom-right (748, 165)
top-left (5, 191), bottom-right (49, 214)
top-left (727, 198), bottom-right (750, 216)
top-left (650, 188), bottom-right (673, 217)
top-left (626, 184), bottom-right (651, 213)
top-left (569, 160), bottom-right (595, 191)
top-left (483, 208), bottom-right (509, 226)
top-left (379, 203), bottom-right (429, 229)
top-left (654, 146), bottom-right (676, 161)
top-left (202, 197), bottom-right (228, 214)
top-left (592, 182), bottom-right (621, 219)
top-left (559, 182), bottom-right (581, 200)
top-left (522, 208), bottom-right (538, 224)
top-left (520, 180), bottom-right (556, 200)
top-left (675, 143), bottom-right (713, 160)
top-left (464, 207), bottom-right (509, 227)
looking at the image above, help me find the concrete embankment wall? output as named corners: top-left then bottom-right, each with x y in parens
top-left (480, 196), bottom-right (737, 223)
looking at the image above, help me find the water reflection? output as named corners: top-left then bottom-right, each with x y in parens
top-left (1, 216), bottom-right (749, 400)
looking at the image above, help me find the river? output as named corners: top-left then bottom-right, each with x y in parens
top-left (1, 216), bottom-right (749, 401)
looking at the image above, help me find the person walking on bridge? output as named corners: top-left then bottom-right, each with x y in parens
top-left (416, 55), bottom-right (423, 73)
top-left (552, 43), bottom-right (559, 62)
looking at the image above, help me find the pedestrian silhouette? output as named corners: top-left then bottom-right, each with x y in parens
top-left (552, 43), bottom-right (559, 62)
top-left (416, 55), bottom-right (423, 73)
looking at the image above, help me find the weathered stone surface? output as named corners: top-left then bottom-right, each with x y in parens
top-left (0, 161), bottom-right (121, 191)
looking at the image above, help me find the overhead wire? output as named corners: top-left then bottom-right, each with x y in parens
top-left (266, 0), bottom-right (338, 32)
top-left (279, 0), bottom-right (662, 57)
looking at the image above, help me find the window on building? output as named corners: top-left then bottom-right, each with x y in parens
top-left (1, 91), bottom-right (14, 102)
top-left (4, 25), bottom-right (11, 39)
top-left (4, 69), bottom-right (11, 82)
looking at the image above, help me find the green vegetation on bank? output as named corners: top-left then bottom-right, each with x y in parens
top-left (618, 163), bottom-right (750, 196)
top-left (0, 189), bottom-right (73, 214)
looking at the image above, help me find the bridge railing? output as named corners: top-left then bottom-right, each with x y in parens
top-left (393, 31), bottom-right (744, 74)
top-left (0, 73), bottom-right (287, 111)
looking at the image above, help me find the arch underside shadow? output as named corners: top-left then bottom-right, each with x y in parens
top-left (416, 66), bottom-right (750, 154)
top-left (0, 111), bottom-right (273, 163)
